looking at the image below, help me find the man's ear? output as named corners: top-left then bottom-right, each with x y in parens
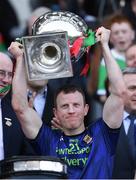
top-left (84, 104), bottom-right (89, 116)
top-left (131, 29), bottom-right (135, 41)
top-left (53, 107), bottom-right (57, 117)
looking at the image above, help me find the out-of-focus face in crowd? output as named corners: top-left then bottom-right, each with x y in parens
top-left (123, 73), bottom-right (136, 113)
top-left (131, 0), bottom-right (136, 14)
top-left (110, 22), bottom-right (135, 52)
top-left (126, 45), bottom-right (136, 67)
top-left (0, 53), bottom-right (13, 97)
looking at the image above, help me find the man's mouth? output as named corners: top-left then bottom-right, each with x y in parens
top-left (118, 41), bottom-right (125, 45)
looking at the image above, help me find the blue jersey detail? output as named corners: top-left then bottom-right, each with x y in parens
top-left (30, 118), bottom-right (119, 179)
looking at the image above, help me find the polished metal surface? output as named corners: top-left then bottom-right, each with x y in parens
top-left (32, 11), bottom-right (88, 59)
top-left (32, 11), bottom-right (88, 39)
top-left (22, 11), bottom-right (88, 80)
top-left (22, 31), bottom-right (73, 81)
top-left (13, 160), bottom-right (67, 173)
top-left (0, 156), bottom-right (67, 179)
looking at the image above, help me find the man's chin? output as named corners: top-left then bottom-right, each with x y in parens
top-left (67, 124), bottom-right (79, 130)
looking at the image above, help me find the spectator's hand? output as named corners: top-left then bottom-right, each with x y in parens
top-left (95, 26), bottom-right (111, 46)
top-left (28, 91), bottom-right (37, 108)
top-left (8, 41), bottom-right (23, 59)
top-left (51, 117), bottom-right (63, 130)
top-left (99, 95), bottom-right (107, 104)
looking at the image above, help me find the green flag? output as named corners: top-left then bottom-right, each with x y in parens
top-left (83, 29), bottom-right (96, 47)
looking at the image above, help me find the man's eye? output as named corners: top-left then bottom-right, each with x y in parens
top-left (8, 72), bottom-right (13, 77)
top-left (74, 103), bottom-right (80, 107)
top-left (0, 71), bottom-right (5, 75)
top-left (128, 87), bottom-right (136, 91)
top-left (62, 105), bottom-right (68, 108)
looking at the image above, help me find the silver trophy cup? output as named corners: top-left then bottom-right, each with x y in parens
top-left (22, 11), bottom-right (88, 81)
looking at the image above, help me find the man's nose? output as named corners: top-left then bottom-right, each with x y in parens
top-left (2, 75), bottom-right (10, 83)
top-left (68, 105), bottom-right (75, 113)
top-left (132, 89), bottom-right (136, 97)
top-left (118, 32), bottom-right (123, 38)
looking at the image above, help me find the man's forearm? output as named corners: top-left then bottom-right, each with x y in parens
top-left (102, 43), bottom-right (126, 96)
top-left (12, 55), bottom-right (28, 112)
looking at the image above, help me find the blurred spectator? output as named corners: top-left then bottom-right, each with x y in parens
top-left (0, 52), bottom-right (35, 160)
top-left (0, 0), bottom-right (32, 48)
top-left (112, 43), bottom-right (136, 178)
top-left (0, 33), bottom-right (6, 52)
top-left (30, 0), bottom-right (57, 10)
top-left (103, 67), bottom-right (136, 179)
top-left (0, 0), bottom-right (19, 48)
top-left (25, 6), bottom-right (51, 35)
top-left (97, 13), bottom-right (135, 103)
top-left (30, 0), bottom-right (80, 14)
top-left (102, 43), bottom-right (136, 178)
top-left (88, 13), bottom-right (135, 120)
top-left (122, 0), bottom-right (136, 36)
top-left (102, 42), bottom-right (136, 105)
top-left (125, 43), bottom-right (136, 67)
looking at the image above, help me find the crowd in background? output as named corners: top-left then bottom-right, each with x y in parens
top-left (0, 0), bottom-right (126, 49)
top-left (0, 0), bottom-right (134, 120)
top-left (0, 0), bottom-right (136, 179)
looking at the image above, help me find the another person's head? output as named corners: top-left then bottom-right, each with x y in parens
top-left (26, 7), bottom-right (51, 92)
top-left (0, 52), bottom-right (13, 97)
top-left (125, 43), bottom-right (136, 67)
top-left (104, 13), bottom-right (135, 52)
top-left (123, 67), bottom-right (136, 114)
top-left (105, 68), bottom-right (136, 115)
top-left (53, 85), bottom-right (89, 135)
top-left (27, 6), bottom-right (51, 35)
top-left (131, 0), bottom-right (136, 14)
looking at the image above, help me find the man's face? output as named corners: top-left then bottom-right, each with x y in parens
top-left (126, 45), bottom-right (136, 67)
top-left (110, 22), bottom-right (134, 52)
top-left (0, 55), bottom-right (13, 97)
top-left (124, 74), bottom-right (136, 113)
top-left (54, 91), bottom-right (89, 135)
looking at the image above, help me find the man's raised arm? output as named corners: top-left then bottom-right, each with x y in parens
top-left (96, 27), bottom-right (127, 128)
top-left (8, 42), bottom-right (42, 139)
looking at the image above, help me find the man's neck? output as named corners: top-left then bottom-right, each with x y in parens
top-left (125, 109), bottom-right (136, 116)
top-left (64, 126), bottom-right (85, 136)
